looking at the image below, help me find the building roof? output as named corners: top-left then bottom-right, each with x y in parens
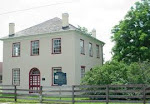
top-left (0, 17), bottom-right (104, 44)
top-left (0, 62), bottom-right (2, 74)
top-left (2, 17), bottom-right (77, 39)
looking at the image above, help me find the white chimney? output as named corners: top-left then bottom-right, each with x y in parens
top-left (9, 23), bottom-right (15, 35)
top-left (92, 28), bottom-right (96, 38)
top-left (62, 13), bottom-right (69, 29)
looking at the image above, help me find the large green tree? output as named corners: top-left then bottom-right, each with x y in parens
top-left (111, 0), bottom-right (150, 63)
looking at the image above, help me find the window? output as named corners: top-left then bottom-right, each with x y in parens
top-left (81, 66), bottom-right (85, 79)
top-left (0, 75), bottom-right (2, 83)
top-left (31, 40), bottom-right (39, 56)
top-left (96, 45), bottom-right (100, 58)
top-left (52, 38), bottom-right (61, 54)
top-left (89, 43), bottom-right (93, 57)
top-left (52, 67), bottom-right (62, 85)
top-left (80, 39), bottom-right (84, 54)
top-left (12, 68), bottom-right (20, 85)
top-left (12, 42), bottom-right (20, 57)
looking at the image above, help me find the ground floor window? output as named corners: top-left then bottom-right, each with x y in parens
top-left (81, 66), bottom-right (85, 79)
top-left (52, 67), bottom-right (62, 85)
top-left (12, 68), bottom-right (20, 85)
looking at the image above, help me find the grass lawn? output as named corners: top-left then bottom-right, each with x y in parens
top-left (0, 92), bottom-right (144, 104)
top-left (0, 97), bottom-right (144, 104)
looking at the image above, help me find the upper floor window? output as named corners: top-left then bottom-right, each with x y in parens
top-left (81, 66), bottom-right (85, 79)
top-left (52, 38), bottom-right (61, 54)
top-left (96, 45), bottom-right (100, 58)
top-left (80, 39), bottom-right (84, 54)
top-left (12, 42), bottom-right (20, 57)
top-left (89, 43), bottom-right (93, 57)
top-left (12, 68), bottom-right (20, 86)
top-left (52, 67), bottom-right (62, 85)
top-left (31, 40), bottom-right (39, 56)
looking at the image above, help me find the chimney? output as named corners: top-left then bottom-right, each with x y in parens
top-left (62, 13), bottom-right (69, 29)
top-left (92, 28), bottom-right (96, 38)
top-left (9, 23), bottom-right (15, 37)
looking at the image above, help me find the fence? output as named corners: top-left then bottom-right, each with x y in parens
top-left (0, 84), bottom-right (150, 104)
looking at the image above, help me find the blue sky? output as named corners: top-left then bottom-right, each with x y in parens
top-left (0, 0), bottom-right (139, 62)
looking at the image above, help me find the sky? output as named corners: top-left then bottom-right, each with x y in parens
top-left (0, 0), bottom-right (140, 62)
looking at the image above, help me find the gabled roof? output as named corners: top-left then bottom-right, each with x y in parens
top-left (0, 17), bottom-right (104, 44)
top-left (2, 17), bottom-right (77, 39)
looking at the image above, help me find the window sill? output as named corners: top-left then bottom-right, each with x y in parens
top-left (12, 56), bottom-right (20, 57)
top-left (51, 52), bottom-right (61, 54)
top-left (31, 54), bottom-right (39, 56)
top-left (81, 53), bottom-right (85, 55)
top-left (51, 84), bottom-right (59, 86)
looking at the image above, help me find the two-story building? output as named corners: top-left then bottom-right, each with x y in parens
top-left (0, 13), bottom-right (104, 91)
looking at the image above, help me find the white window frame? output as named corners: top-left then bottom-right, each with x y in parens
top-left (12, 42), bottom-right (20, 57)
top-left (12, 68), bottom-right (20, 86)
top-left (52, 38), bottom-right (61, 54)
top-left (80, 39), bottom-right (85, 54)
top-left (89, 43), bottom-right (93, 57)
top-left (52, 67), bottom-right (62, 85)
top-left (31, 40), bottom-right (39, 56)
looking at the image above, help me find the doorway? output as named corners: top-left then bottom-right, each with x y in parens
top-left (29, 68), bottom-right (40, 93)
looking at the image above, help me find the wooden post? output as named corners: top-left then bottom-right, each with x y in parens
top-left (39, 86), bottom-right (43, 103)
top-left (72, 85), bottom-right (75, 104)
top-left (14, 85), bottom-right (17, 102)
top-left (143, 85), bottom-right (146, 104)
top-left (59, 86), bottom-right (61, 100)
top-left (106, 85), bottom-right (109, 104)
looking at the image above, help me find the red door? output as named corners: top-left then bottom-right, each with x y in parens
top-left (29, 68), bottom-right (40, 93)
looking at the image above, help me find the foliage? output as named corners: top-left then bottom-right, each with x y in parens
top-left (128, 61), bottom-right (150, 84)
top-left (77, 25), bottom-right (92, 35)
top-left (81, 60), bottom-right (150, 85)
top-left (111, 0), bottom-right (150, 63)
top-left (81, 61), bottom-right (129, 85)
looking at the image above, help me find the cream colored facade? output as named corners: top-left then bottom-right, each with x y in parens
top-left (2, 30), bottom-right (103, 89)
top-left (1, 14), bottom-right (104, 89)
top-left (74, 31), bottom-right (103, 84)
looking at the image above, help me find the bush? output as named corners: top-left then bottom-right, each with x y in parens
top-left (81, 60), bottom-right (150, 85)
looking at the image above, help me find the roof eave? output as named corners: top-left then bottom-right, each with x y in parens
top-left (75, 29), bottom-right (105, 45)
top-left (0, 29), bottom-right (76, 41)
top-left (0, 29), bottom-right (105, 46)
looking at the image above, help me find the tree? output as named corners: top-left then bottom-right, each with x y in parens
top-left (81, 61), bottom-right (129, 85)
top-left (111, 0), bottom-right (150, 63)
top-left (128, 61), bottom-right (150, 84)
top-left (77, 25), bottom-right (92, 35)
top-left (81, 60), bottom-right (150, 85)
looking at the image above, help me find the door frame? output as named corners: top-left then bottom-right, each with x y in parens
top-left (29, 68), bottom-right (40, 93)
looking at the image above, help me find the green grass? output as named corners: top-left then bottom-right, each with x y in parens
top-left (0, 93), bottom-right (144, 104)
top-left (0, 98), bottom-right (144, 104)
